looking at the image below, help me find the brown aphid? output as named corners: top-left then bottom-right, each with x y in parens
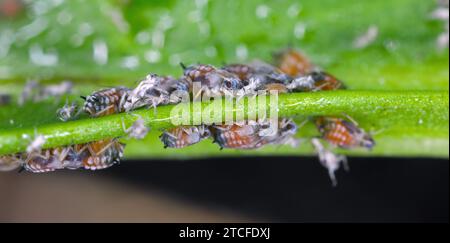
top-left (310, 71), bottom-right (344, 91)
top-left (82, 87), bottom-right (130, 117)
top-left (221, 64), bottom-right (255, 81)
top-left (273, 48), bottom-right (314, 76)
top-left (315, 116), bottom-right (375, 150)
top-left (0, 155), bottom-right (23, 172)
top-left (211, 123), bottom-right (263, 150)
top-left (74, 139), bottom-right (125, 170)
top-left (160, 125), bottom-right (211, 149)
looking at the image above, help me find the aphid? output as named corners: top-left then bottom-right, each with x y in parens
top-left (160, 125), bottom-right (211, 148)
top-left (287, 71), bottom-right (344, 92)
top-left (273, 48), bottom-right (314, 76)
top-left (222, 62), bottom-right (290, 90)
top-left (74, 139), bottom-right (125, 170)
top-left (0, 93), bottom-right (11, 106)
top-left (311, 138), bottom-right (348, 187)
top-left (221, 64), bottom-right (255, 81)
top-left (258, 118), bottom-right (299, 146)
top-left (23, 146), bottom-right (77, 173)
top-left (123, 74), bottom-right (184, 112)
top-left (122, 116), bottom-right (149, 140)
top-left (247, 60), bottom-right (292, 84)
top-left (57, 101), bottom-right (78, 122)
top-left (211, 119), bottom-right (299, 150)
top-left (315, 115), bottom-right (375, 150)
top-left (0, 155), bottom-right (23, 172)
top-left (82, 87), bottom-right (130, 117)
top-left (263, 83), bottom-right (288, 93)
top-left (309, 71), bottom-right (344, 91)
top-left (211, 123), bottom-right (262, 150)
top-left (273, 48), bottom-right (344, 92)
top-left (181, 63), bottom-right (243, 98)
top-left (39, 81), bottom-right (73, 100)
top-left (23, 139), bottom-right (125, 173)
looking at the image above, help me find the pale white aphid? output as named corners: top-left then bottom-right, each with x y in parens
top-left (286, 75), bottom-right (315, 91)
top-left (123, 74), bottom-right (170, 112)
top-left (311, 138), bottom-right (348, 187)
top-left (57, 101), bottom-right (78, 122)
top-left (122, 116), bottom-right (150, 140)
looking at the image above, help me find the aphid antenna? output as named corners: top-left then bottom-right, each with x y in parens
top-left (341, 112), bottom-right (359, 126)
top-left (342, 156), bottom-right (350, 172)
top-left (370, 127), bottom-right (385, 136)
top-left (80, 95), bottom-right (87, 100)
top-left (179, 62), bottom-right (187, 70)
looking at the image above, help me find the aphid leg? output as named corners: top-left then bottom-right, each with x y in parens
top-left (121, 117), bottom-right (130, 134)
top-left (95, 104), bottom-right (116, 116)
top-left (341, 113), bottom-right (359, 126)
top-left (312, 82), bottom-right (329, 91)
top-left (181, 127), bottom-right (193, 135)
top-left (328, 169), bottom-right (338, 187)
top-left (342, 156), bottom-right (350, 172)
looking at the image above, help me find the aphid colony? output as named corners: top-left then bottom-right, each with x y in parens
top-left (1, 84), bottom-right (126, 173)
top-left (0, 48), bottom-right (375, 185)
top-left (0, 138), bottom-right (124, 173)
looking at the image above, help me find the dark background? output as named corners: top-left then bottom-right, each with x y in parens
top-left (0, 156), bottom-right (447, 222)
top-left (108, 156), bottom-right (449, 223)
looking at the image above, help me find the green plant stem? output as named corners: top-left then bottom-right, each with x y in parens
top-left (0, 90), bottom-right (448, 157)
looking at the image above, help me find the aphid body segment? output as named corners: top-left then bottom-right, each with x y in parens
top-left (273, 48), bottom-right (314, 76)
top-left (260, 118), bottom-right (299, 146)
top-left (181, 63), bottom-right (243, 97)
top-left (311, 138), bottom-right (348, 187)
top-left (0, 155), bottom-right (23, 172)
top-left (75, 139), bottom-right (125, 170)
top-left (82, 87), bottom-right (130, 117)
top-left (315, 116), bottom-right (375, 150)
top-left (222, 62), bottom-right (291, 93)
top-left (160, 125), bottom-right (211, 149)
top-left (211, 123), bottom-right (262, 150)
top-left (23, 146), bottom-right (77, 173)
top-left (123, 74), bottom-right (186, 112)
top-left (274, 48), bottom-right (344, 92)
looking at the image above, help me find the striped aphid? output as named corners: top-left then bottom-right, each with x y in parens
top-left (160, 125), bottom-right (211, 149)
